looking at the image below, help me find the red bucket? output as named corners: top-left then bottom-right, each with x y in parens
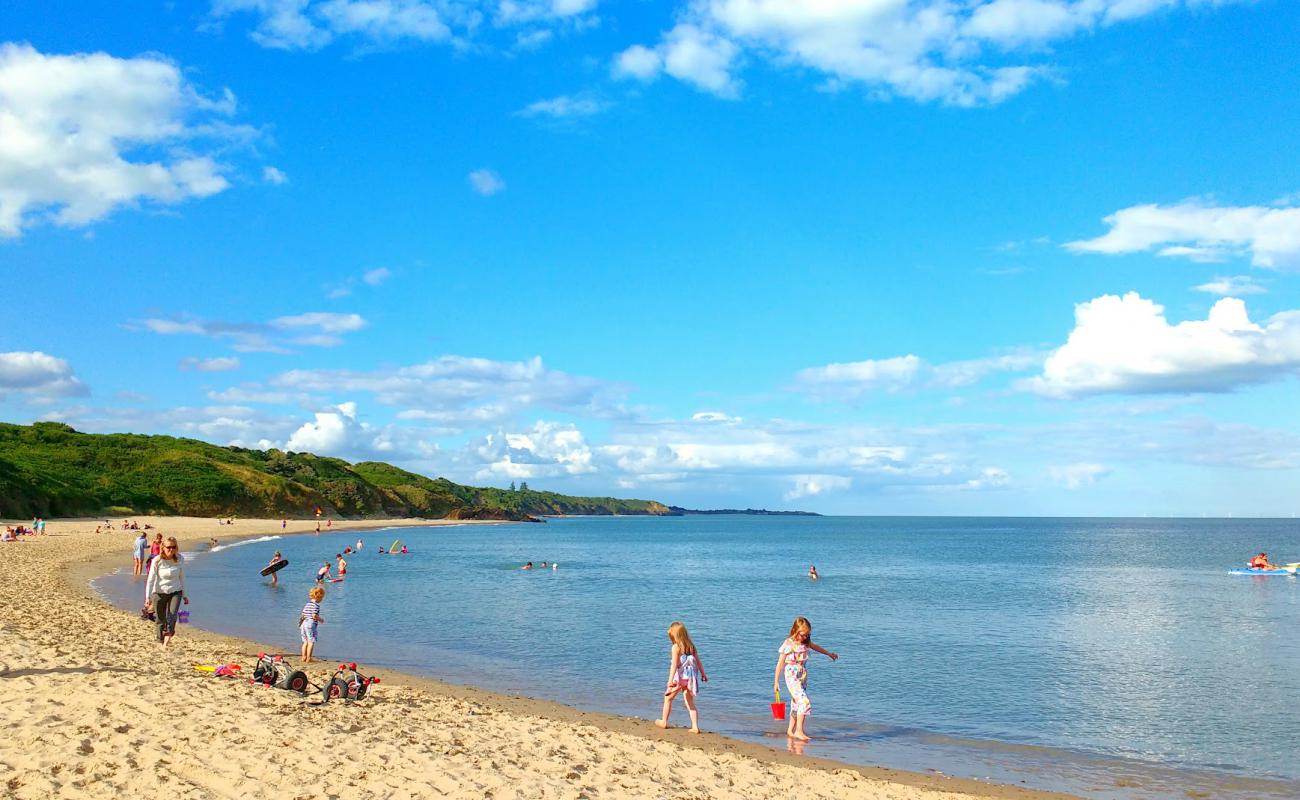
top-left (770, 690), bottom-right (786, 721)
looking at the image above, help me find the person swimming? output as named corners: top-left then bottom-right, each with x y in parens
top-left (521, 561), bottom-right (533, 570)
top-left (808, 565), bottom-right (819, 580)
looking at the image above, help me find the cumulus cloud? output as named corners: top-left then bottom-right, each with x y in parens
top-left (517, 94), bottom-right (609, 119)
top-left (179, 356), bottom-right (241, 372)
top-left (613, 0), bottom-right (1241, 105)
top-left (1049, 462), bottom-right (1110, 489)
top-left (137, 311), bottom-right (367, 352)
top-left (0, 43), bottom-right (249, 237)
top-left (793, 351), bottom-right (1040, 400)
top-left (1067, 197), bottom-right (1300, 269)
top-left (1193, 275), bottom-right (1267, 296)
top-left (0, 351), bottom-right (88, 399)
top-left (1022, 292), bottom-right (1300, 397)
top-left (468, 168), bottom-right (505, 196)
top-left (471, 421), bottom-right (595, 480)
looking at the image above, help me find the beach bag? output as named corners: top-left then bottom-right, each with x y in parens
top-left (321, 662), bottom-right (379, 703)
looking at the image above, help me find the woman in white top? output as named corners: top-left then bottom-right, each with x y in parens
top-left (143, 536), bottom-right (188, 646)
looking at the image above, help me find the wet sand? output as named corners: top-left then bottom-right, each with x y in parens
top-left (0, 517), bottom-right (1074, 799)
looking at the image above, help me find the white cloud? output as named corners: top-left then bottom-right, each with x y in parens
top-left (613, 0), bottom-right (1242, 105)
top-left (784, 474), bottom-right (851, 500)
top-left (471, 421), bottom-right (595, 480)
top-left (1067, 197), bottom-right (1300, 270)
top-left (1022, 292), bottom-right (1300, 397)
top-left (1193, 275), bottom-right (1266, 296)
top-left (137, 311), bottom-right (367, 352)
top-left (328, 267), bottom-right (393, 297)
top-left (179, 356), bottom-right (241, 372)
top-left (213, 0), bottom-right (599, 51)
top-left (468, 168), bottom-right (506, 196)
top-left (691, 410), bottom-right (742, 424)
top-left (270, 355), bottom-right (626, 426)
top-left (0, 352), bottom-right (87, 399)
top-left (497, 0), bottom-right (598, 25)
top-left (614, 23), bottom-right (740, 98)
top-left (793, 355), bottom-right (924, 398)
top-left (262, 165), bottom-right (288, 184)
top-left (961, 467), bottom-right (1010, 491)
top-left (362, 267), bottom-right (391, 285)
top-left (794, 351), bottom-right (1040, 400)
top-left (271, 311), bottom-right (366, 333)
top-left (0, 43), bottom-right (245, 237)
top-left (518, 94), bottom-right (609, 119)
top-left (1049, 462), bottom-right (1110, 489)
top-left (212, 0), bottom-right (451, 50)
top-left (613, 44), bottom-right (662, 80)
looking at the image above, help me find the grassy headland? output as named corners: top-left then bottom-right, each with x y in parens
top-left (0, 421), bottom-right (674, 520)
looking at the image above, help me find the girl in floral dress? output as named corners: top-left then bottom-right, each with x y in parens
top-left (654, 621), bottom-right (708, 733)
top-left (774, 616), bottom-right (838, 740)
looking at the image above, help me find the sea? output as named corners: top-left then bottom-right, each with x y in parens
top-left (95, 516), bottom-right (1300, 799)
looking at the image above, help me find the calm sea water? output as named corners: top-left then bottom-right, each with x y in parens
top-left (98, 516), bottom-right (1300, 799)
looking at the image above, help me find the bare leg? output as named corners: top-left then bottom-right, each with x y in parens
top-left (655, 688), bottom-right (678, 728)
top-left (683, 690), bottom-right (700, 733)
top-left (791, 711), bottom-right (810, 740)
top-left (304, 641), bottom-right (315, 663)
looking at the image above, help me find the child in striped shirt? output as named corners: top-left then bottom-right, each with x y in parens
top-left (299, 585), bottom-right (325, 663)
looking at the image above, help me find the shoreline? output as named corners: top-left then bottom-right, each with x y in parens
top-left (3, 516), bottom-right (1071, 799)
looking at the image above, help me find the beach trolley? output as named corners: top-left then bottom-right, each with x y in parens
top-left (321, 662), bottom-right (380, 703)
top-left (251, 653), bottom-right (311, 694)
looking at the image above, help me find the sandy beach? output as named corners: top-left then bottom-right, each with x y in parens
top-left (0, 517), bottom-right (1072, 800)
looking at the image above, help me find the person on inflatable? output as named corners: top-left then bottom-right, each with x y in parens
top-left (1248, 552), bottom-right (1280, 570)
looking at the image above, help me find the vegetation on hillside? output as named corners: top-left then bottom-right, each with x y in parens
top-left (0, 422), bottom-right (675, 519)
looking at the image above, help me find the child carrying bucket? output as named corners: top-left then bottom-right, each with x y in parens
top-left (654, 621), bottom-right (708, 733)
top-left (773, 616), bottom-right (838, 741)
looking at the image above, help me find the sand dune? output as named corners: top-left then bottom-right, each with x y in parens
top-left (0, 517), bottom-right (1067, 799)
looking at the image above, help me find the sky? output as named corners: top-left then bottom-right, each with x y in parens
top-left (2, 0), bottom-right (1299, 516)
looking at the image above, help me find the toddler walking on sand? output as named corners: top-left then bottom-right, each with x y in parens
top-left (299, 586), bottom-right (325, 663)
top-left (774, 616), bottom-right (838, 741)
top-left (654, 621), bottom-right (708, 733)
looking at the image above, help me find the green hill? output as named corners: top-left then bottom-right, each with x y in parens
top-left (0, 421), bottom-right (676, 520)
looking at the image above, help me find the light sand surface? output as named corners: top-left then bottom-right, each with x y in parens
top-left (0, 517), bottom-right (1074, 800)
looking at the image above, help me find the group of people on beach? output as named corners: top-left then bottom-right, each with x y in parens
top-left (99, 518), bottom-right (150, 534)
top-left (3, 521), bottom-right (40, 541)
top-left (123, 523), bottom-right (840, 744)
top-left (3, 518), bottom-right (47, 541)
top-left (655, 617), bottom-right (838, 741)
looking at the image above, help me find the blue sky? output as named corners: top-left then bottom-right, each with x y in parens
top-left (2, 0), bottom-right (1299, 515)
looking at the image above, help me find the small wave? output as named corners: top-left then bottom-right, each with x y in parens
top-left (209, 534), bottom-right (282, 553)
